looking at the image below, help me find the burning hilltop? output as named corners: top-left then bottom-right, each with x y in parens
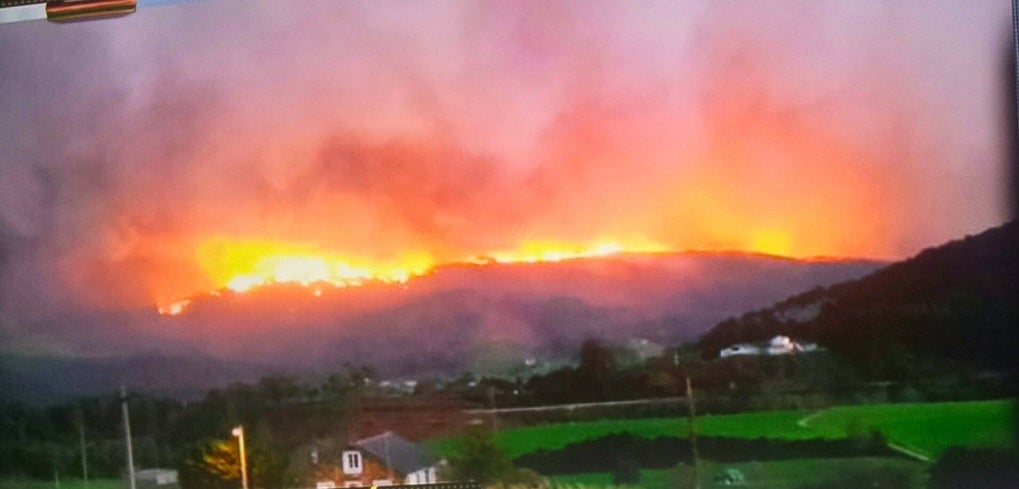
top-left (157, 238), bottom-right (669, 316)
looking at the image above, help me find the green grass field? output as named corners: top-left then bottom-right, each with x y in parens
top-left (0, 478), bottom-right (120, 489)
top-left (800, 400), bottom-right (1015, 459)
top-left (549, 457), bottom-right (928, 489)
top-left (435, 399), bottom-right (1014, 460)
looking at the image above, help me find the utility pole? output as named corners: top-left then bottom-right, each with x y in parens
top-left (76, 407), bottom-right (88, 486)
top-left (486, 385), bottom-right (499, 431)
top-left (686, 377), bottom-right (701, 489)
top-left (52, 452), bottom-right (60, 489)
top-left (231, 426), bottom-right (249, 489)
top-left (675, 350), bottom-right (701, 489)
top-left (121, 386), bottom-right (136, 489)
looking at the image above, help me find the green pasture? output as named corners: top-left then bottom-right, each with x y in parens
top-left (800, 400), bottom-right (1015, 459)
top-left (434, 399), bottom-right (1014, 460)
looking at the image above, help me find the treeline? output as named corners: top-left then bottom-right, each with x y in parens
top-left (0, 366), bottom-right (372, 486)
top-left (460, 339), bottom-right (686, 408)
top-left (464, 338), bottom-right (859, 412)
top-left (460, 338), bottom-right (842, 413)
top-left (0, 393), bottom-right (183, 479)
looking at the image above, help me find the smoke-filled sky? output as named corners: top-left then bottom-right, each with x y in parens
top-left (0, 1), bottom-right (1013, 355)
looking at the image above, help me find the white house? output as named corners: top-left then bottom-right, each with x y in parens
top-left (720, 335), bottom-right (821, 358)
top-left (766, 335), bottom-right (799, 355)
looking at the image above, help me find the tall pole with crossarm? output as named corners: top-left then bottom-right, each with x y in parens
top-left (231, 426), bottom-right (249, 489)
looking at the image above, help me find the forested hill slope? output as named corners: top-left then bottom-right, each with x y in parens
top-left (700, 220), bottom-right (1019, 375)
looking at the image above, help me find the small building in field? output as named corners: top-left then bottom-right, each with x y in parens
top-left (129, 468), bottom-right (179, 489)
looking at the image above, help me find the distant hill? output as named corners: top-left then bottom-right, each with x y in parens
top-left (153, 252), bottom-right (882, 374)
top-left (2, 251), bottom-right (881, 403)
top-left (700, 220), bottom-right (1019, 376)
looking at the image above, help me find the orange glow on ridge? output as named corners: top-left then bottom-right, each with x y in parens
top-left (749, 229), bottom-right (793, 257)
top-left (484, 239), bottom-right (669, 264)
top-left (197, 238), bottom-right (435, 293)
top-left (156, 237), bottom-right (672, 315)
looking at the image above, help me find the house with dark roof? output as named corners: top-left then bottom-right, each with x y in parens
top-left (333, 431), bottom-right (442, 487)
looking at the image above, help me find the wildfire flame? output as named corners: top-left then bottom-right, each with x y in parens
top-left (195, 238), bottom-right (435, 292)
top-left (156, 237), bottom-right (670, 316)
top-left (483, 239), bottom-right (668, 264)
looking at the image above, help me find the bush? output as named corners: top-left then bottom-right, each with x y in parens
top-left (447, 427), bottom-right (515, 484)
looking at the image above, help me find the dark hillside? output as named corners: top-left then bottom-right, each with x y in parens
top-left (700, 220), bottom-right (1019, 376)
